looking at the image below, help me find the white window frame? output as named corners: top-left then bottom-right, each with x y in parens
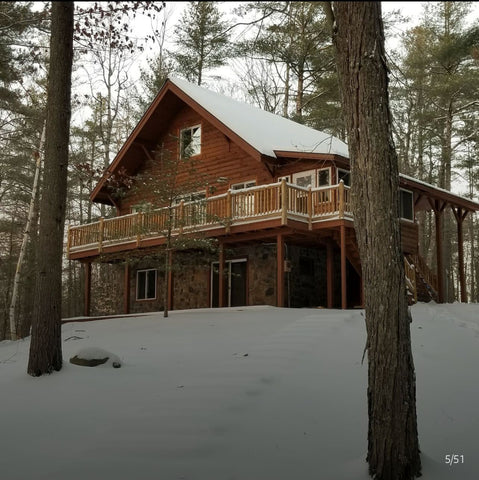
top-left (317, 167), bottom-right (332, 187)
top-left (180, 124), bottom-right (201, 159)
top-left (136, 269), bottom-right (157, 301)
top-left (292, 169), bottom-right (316, 188)
top-left (399, 188), bottom-right (414, 222)
top-left (231, 180), bottom-right (256, 218)
top-left (131, 202), bottom-right (153, 214)
top-left (231, 180), bottom-right (256, 190)
top-left (173, 191), bottom-right (207, 205)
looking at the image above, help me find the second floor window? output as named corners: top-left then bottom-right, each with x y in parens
top-left (338, 168), bottom-right (351, 186)
top-left (399, 189), bottom-right (414, 221)
top-left (180, 125), bottom-right (201, 158)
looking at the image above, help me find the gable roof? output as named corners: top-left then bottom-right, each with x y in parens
top-left (91, 76), bottom-right (349, 203)
top-left (167, 76), bottom-right (349, 159)
top-left (90, 76), bottom-right (479, 213)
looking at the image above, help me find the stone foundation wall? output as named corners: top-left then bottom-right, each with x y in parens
top-left (89, 242), bottom-right (340, 316)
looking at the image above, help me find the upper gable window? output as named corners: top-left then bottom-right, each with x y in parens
top-left (180, 125), bottom-right (201, 158)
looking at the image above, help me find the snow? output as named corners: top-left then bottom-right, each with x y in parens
top-left (169, 75), bottom-right (350, 159)
top-left (1, 303), bottom-right (478, 479)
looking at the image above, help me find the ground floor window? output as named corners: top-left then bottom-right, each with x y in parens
top-left (137, 269), bottom-right (157, 300)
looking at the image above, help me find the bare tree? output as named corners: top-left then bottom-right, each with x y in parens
top-left (28, 2), bottom-right (74, 376)
top-left (327, 2), bottom-right (421, 478)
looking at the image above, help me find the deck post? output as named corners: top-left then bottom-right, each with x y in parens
top-left (218, 244), bottom-right (225, 307)
top-left (434, 201), bottom-right (445, 303)
top-left (281, 178), bottom-right (288, 225)
top-left (307, 186), bottom-right (312, 230)
top-left (84, 261), bottom-right (91, 317)
top-left (124, 261), bottom-right (130, 314)
top-left (136, 212), bottom-right (142, 247)
top-left (98, 217), bottom-right (104, 253)
top-left (338, 180), bottom-right (345, 219)
top-left (326, 242), bottom-right (334, 308)
top-left (167, 250), bottom-right (174, 311)
top-left (277, 233), bottom-right (285, 307)
top-left (453, 207), bottom-right (468, 303)
top-left (340, 224), bottom-right (347, 309)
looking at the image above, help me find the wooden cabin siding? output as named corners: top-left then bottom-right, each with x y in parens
top-left (400, 220), bottom-right (418, 254)
top-left (119, 105), bottom-right (273, 215)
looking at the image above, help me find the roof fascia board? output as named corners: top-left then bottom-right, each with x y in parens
top-left (399, 175), bottom-right (479, 212)
top-left (90, 79), bottom-right (175, 203)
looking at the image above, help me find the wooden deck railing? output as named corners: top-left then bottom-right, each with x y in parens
top-left (68, 181), bottom-right (351, 254)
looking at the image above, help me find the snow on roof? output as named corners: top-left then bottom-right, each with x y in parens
top-left (169, 75), bottom-right (349, 159)
top-left (400, 173), bottom-right (479, 207)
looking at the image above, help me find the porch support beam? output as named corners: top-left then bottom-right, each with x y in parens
top-left (167, 250), bottom-right (173, 311)
top-left (277, 234), bottom-right (285, 307)
top-left (326, 242), bottom-right (334, 308)
top-left (453, 207), bottom-right (469, 303)
top-left (340, 224), bottom-right (347, 309)
top-left (218, 244), bottom-right (225, 308)
top-left (84, 261), bottom-right (91, 317)
top-left (430, 199), bottom-right (446, 303)
top-left (124, 262), bottom-right (130, 314)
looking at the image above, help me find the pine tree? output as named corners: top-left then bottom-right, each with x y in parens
top-left (28, 2), bottom-right (74, 376)
top-left (171, 2), bottom-right (232, 85)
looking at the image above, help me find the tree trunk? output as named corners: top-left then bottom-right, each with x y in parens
top-left (330, 2), bottom-right (421, 478)
top-left (28, 2), bottom-right (74, 376)
top-left (9, 123), bottom-right (45, 340)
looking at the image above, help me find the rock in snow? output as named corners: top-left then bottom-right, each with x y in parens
top-left (69, 347), bottom-right (121, 368)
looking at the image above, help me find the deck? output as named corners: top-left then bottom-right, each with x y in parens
top-left (67, 180), bottom-right (352, 259)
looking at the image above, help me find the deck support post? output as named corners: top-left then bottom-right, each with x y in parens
top-left (277, 234), bottom-right (285, 307)
top-left (124, 262), bottom-right (130, 314)
top-left (84, 261), bottom-right (91, 317)
top-left (326, 242), bottom-right (334, 308)
top-left (433, 200), bottom-right (446, 303)
top-left (340, 224), bottom-right (347, 309)
top-left (453, 207), bottom-right (468, 303)
top-left (218, 244), bottom-right (225, 307)
top-left (167, 250), bottom-right (174, 311)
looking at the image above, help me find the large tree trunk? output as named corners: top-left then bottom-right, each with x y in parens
top-left (330, 2), bottom-right (421, 478)
top-left (28, 2), bottom-right (74, 376)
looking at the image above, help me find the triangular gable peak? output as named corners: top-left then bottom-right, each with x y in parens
top-left (90, 76), bottom-right (350, 204)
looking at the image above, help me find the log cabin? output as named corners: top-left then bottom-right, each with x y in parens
top-left (67, 76), bottom-right (479, 316)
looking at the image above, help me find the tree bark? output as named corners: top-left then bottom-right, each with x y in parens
top-left (28, 2), bottom-right (74, 376)
top-left (9, 123), bottom-right (45, 340)
top-left (330, 2), bottom-right (421, 478)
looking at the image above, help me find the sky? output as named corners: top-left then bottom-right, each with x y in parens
top-left (1, 302), bottom-right (478, 479)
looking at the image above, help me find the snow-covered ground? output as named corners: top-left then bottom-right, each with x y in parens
top-left (1, 303), bottom-right (478, 480)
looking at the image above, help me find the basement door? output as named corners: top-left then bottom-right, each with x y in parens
top-left (211, 259), bottom-right (247, 307)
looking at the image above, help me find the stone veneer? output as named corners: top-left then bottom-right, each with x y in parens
top-left (88, 242), bottom-right (352, 316)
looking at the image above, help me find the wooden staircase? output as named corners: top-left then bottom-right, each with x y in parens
top-left (331, 228), bottom-right (361, 275)
top-left (405, 254), bottom-right (439, 303)
top-left (329, 229), bottom-right (437, 305)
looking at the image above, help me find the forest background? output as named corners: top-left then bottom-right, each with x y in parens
top-left (1, 1), bottom-right (479, 340)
